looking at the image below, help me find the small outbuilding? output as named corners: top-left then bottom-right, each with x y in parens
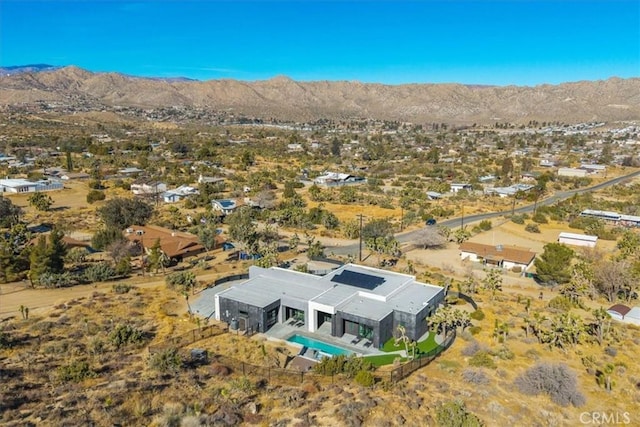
top-left (607, 304), bottom-right (631, 322)
top-left (558, 232), bottom-right (598, 248)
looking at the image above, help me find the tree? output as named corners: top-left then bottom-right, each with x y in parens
top-left (197, 225), bottom-right (218, 255)
top-left (65, 151), bottom-right (73, 172)
top-left (28, 192), bottom-right (53, 211)
top-left (330, 137), bottom-right (341, 157)
top-left (453, 227), bottom-right (471, 244)
top-left (98, 198), bottom-right (154, 230)
top-left (616, 230), bottom-right (640, 260)
top-left (413, 226), bottom-right (447, 249)
top-left (594, 259), bottom-right (634, 302)
top-left (481, 268), bottom-right (503, 301)
top-left (0, 196), bottom-right (22, 227)
top-left (86, 190), bottom-right (106, 204)
top-left (361, 218), bottom-right (393, 241)
top-left (227, 206), bottom-right (258, 256)
top-left (28, 228), bottom-right (67, 286)
top-left (147, 238), bottom-right (168, 274)
top-left (534, 243), bottom-right (574, 285)
top-left (560, 261), bottom-right (595, 305)
top-left (589, 307), bottom-right (611, 346)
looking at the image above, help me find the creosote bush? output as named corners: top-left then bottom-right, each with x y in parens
top-left (436, 400), bottom-right (484, 427)
top-left (514, 362), bottom-right (585, 407)
top-left (462, 368), bottom-right (490, 385)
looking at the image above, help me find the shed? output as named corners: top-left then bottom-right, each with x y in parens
top-left (558, 232), bottom-right (598, 248)
top-left (607, 304), bottom-right (631, 322)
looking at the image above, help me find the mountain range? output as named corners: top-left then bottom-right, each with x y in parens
top-left (0, 65), bottom-right (638, 124)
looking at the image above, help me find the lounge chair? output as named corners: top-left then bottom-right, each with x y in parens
top-left (351, 337), bottom-right (362, 345)
top-left (363, 340), bottom-right (372, 348)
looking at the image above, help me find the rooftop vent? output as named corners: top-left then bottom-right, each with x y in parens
top-left (496, 244), bottom-right (503, 252)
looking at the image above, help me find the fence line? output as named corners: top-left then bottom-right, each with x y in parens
top-left (149, 325), bottom-right (456, 386)
top-left (388, 330), bottom-right (457, 383)
top-left (148, 324), bottom-right (229, 354)
top-left (446, 290), bottom-right (478, 310)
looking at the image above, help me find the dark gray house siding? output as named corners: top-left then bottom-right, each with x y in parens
top-left (218, 297), bottom-right (280, 333)
top-left (334, 311), bottom-right (393, 349)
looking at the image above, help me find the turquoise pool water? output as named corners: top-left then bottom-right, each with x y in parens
top-left (287, 334), bottom-right (352, 357)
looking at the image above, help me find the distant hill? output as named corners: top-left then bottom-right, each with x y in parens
top-left (0, 64), bottom-right (61, 75)
top-left (0, 66), bottom-right (638, 124)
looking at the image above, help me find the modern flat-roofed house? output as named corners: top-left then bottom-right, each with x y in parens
top-left (124, 225), bottom-right (205, 262)
top-left (459, 242), bottom-right (536, 271)
top-left (131, 180), bottom-right (167, 196)
top-left (214, 264), bottom-right (445, 348)
top-left (558, 232), bottom-right (598, 248)
top-left (163, 185), bottom-right (199, 203)
top-left (450, 183), bottom-right (473, 193)
top-left (212, 199), bottom-right (238, 215)
top-left (314, 171), bottom-right (366, 187)
top-left (0, 178), bottom-right (63, 194)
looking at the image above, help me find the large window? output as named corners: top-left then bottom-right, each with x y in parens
top-left (266, 307), bottom-right (278, 328)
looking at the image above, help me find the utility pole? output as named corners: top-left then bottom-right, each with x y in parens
top-left (461, 205), bottom-right (465, 228)
top-left (357, 214), bottom-right (365, 262)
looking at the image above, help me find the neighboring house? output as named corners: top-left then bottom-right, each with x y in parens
top-left (607, 304), bottom-right (631, 322)
top-left (580, 164), bottom-right (606, 173)
top-left (60, 172), bottom-right (90, 180)
top-left (450, 183), bottom-right (473, 193)
top-left (215, 264), bottom-right (445, 348)
top-left (558, 232), bottom-right (598, 248)
top-left (131, 181), bottom-right (167, 196)
top-left (520, 172), bottom-right (540, 182)
top-left (459, 242), bottom-right (536, 271)
top-left (607, 304), bottom-right (640, 326)
top-left (539, 159), bottom-right (555, 167)
top-left (163, 185), bottom-right (199, 203)
top-left (478, 175), bottom-right (497, 183)
top-left (212, 199), bottom-right (238, 215)
top-left (558, 167), bottom-right (588, 177)
top-left (0, 178), bottom-right (63, 194)
top-left (118, 167), bottom-right (145, 176)
top-left (486, 183), bottom-right (534, 198)
top-left (124, 225), bottom-right (205, 261)
top-left (198, 174), bottom-right (225, 185)
top-left (426, 191), bottom-right (443, 200)
top-left (579, 209), bottom-right (640, 228)
top-left (314, 171), bottom-right (366, 187)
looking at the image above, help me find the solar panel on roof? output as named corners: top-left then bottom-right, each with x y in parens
top-left (331, 270), bottom-right (385, 290)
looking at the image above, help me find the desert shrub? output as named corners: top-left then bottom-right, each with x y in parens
top-left (468, 326), bottom-right (482, 335)
top-left (531, 212), bottom-right (548, 224)
top-left (478, 220), bottom-right (492, 231)
top-left (57, 360), bottom-right (96, 383)
top-left (38, 272), bottom-right (79, 288)
top-left (0, 328), bottom-right (12, 349)
top-left (548, 295), bottom-right (572, 311)
top-left (436, 400), bottom-right (483, 427)
top-left (511, 266), bottom-right (522, 273)
top-left (65, 247), bottom-right (89, 264)
top-left (605, 346), bottom-right (618, 357)
top-left (313, 354), bottom-right (373, 377)
top-left (149, 348), bottom-right (183, 374)
top-left (514, 362), bottom-right (585, 407)
top-left (469, 309), bottom-right (485, 321)
top-left (462, 368), bottom-right (490, 385)
top-left (109, 323), bottom-right (145, 348)
top-left (469, 351), bottom-right (496, 369)
top-left (525, 223), bottom-right (540, 233)
top-left (461, 341), bottom-right (483, 357)
top-left (354, 370), bottom-right (375, 387)
top-left (112, 283), bottom-right (134, 294)
top-left (84, 262), bottom-right (117, 283)
top-left (511, 214), bottom-right (525, 224)
top-left (86, 189), bottom-right (106, 204)
top-left (166, 271), bottom-right (196, 291)
top-left (210, 363), bottom-right (232, 376)
top-left (494, 346), bottom-right (515, 360)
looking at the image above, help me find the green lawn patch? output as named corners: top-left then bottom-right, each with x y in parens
top-left (381, 332), bottom-right (441, 355)
top-left (364, 353), bottom-right (406, 367)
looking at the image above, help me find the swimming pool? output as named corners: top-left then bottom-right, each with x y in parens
top-left (287, 334), bottom-right (353, 357)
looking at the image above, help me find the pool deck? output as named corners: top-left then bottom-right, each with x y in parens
top-left (264, 322), bottom-right (385, 356)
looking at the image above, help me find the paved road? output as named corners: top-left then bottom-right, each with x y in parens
top-left (327, 168), bottom-right (640, 257)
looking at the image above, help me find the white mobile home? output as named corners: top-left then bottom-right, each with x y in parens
top-left (558, 232), bottom-right (598, 248)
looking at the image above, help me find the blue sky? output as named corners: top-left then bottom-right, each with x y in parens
top-left (1, 1), bottom-right (638, 86)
